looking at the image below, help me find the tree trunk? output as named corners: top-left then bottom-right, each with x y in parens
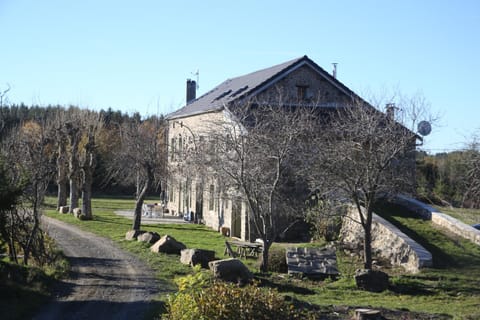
top-left (81, 167), bottom-right (93, 219)
top-left (133, 180), bottom-right (149, 230)
top-left (68, 129), bottom-right (81, 213)
top-left (363, 217), bottom-right (373, 270)
top-left (56, 142), bottom-right (68, 209)
top-left (81, 136), bottom-right (96, 219)
top-left (260, 239), bottom-right (272, 272)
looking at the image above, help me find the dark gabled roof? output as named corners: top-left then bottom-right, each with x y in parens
top-left (166, 55), bottom-right (361, 120)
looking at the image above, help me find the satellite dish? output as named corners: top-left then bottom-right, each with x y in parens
top-left (417, 120), bottom-right (432, 136)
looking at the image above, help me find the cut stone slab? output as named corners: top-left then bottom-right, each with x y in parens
top-left (137, 231), bottom-right (161, 244)
top-left (286, 246), bottom-right (339, 278)
top-left (180, 248), bottom-right (216, 268)
top-left (150, 235), bottom-right (186, 254)
top-left (208, 258), bottom-right (253, 285)
top-left (125, 230), bottom-right (146, 241)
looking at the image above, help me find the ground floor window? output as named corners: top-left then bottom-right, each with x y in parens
top-left (209, 184), bottom-right (214, 211)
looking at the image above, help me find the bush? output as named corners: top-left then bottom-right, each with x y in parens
top-left (265, 246), bottom-right (288, 273)
top-left (163, 266), bottom-right (303, 319)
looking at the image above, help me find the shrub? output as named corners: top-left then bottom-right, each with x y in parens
top-left (163, 266), bottom-right (303, 319)
top-left (265, 246), bottom-right (288, 273)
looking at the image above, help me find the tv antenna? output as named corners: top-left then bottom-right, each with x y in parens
top-left (191, 70), bottom-right (199, 89)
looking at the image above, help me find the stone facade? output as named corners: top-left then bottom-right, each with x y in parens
top-left (166, 111), bottom-right (250, 239)
top-left (340, 206), bottom-right (432, 273)
top-left (254, 65), bottom-right (348, 105)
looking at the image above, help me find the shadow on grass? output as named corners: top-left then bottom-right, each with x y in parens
top-left (256, 276), bottom-right (315, 295)
top-left (94, 215), bottom-right (131, 226)
top-left (389, 278), bottom-right (436, 296)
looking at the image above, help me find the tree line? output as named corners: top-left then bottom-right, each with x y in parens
top-left (416, 140), bottom-right (480, 208)
top-left (0, 104), bottom-right (166, 266)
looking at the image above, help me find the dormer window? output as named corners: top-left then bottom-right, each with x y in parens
top-left (296, 85), bottom-right (309, 100)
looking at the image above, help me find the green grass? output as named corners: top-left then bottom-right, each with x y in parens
top-left (434, 206), bottom-right (480, 226)
top-left (368, 202), bottom-right (480, 318)
top-left (0, 243), bottom-right (69, 320)
top-left (42, 197), bottom-right (480, 319)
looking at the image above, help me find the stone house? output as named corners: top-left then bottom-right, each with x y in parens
top-left (165, 55), bottom-right (414, 240)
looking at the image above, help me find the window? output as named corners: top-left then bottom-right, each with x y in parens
top-left (296, 85), bottom-right (309, 100)
top-left (170, 137), bottom-right (176, 160)
top-left (169, 184), bottom-right (175, 202)
top-left (178, 135), bottom-right (183, 157)
top-left (209, 184), bottom-right (215, 211)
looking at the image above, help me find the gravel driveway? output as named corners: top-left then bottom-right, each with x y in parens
top-left (33, 216), bottom-right (159, 320)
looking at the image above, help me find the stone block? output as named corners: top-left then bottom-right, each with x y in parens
top-left (73, 208), bottom-right (82, 218)
top-left (58, 206), bottom-right (69, 214)
top-left (125, 230), bottom-right (146, 241)
top-left (137, 231), bottom-right (161, 244)
top-left (180, 248), bottom-right (216, 268)
top-left (355, 269), bottom-right (389, 292)
top-left (150, 235), bottom-right (186, 254)
top-left (208, 258), bottom-right (252, 285)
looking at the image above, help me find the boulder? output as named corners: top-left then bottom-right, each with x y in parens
top-left (125, 230), bottom-right (146, 241)
top-left (58, 206), bottom-right (69, 214)
top-left (180, 249), bottom-right (216, 268)
top-left (137, 231), bottom-right (161, 244)
top-left (150, 235), bottom-right (186, 254)
top-left (208, 258), bottom-right (253, 285)
top-left (355, 269), bottom-right (389, 292)
top-left (72, 208), bottom-right (82, 218)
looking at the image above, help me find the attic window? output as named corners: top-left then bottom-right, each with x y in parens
top-left (296, 85), bottom-right (309, 100)
top-left (230, 85), bottom-right (249, 97)
top-left (213, 89), bottom-right (232, 102)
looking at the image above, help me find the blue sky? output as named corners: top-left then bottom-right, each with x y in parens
top-left (1, 0), bottom-right (479, 154)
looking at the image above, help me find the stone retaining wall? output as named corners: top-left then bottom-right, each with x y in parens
top-left (393, 195), bottom-right (480, 246)
top-left (340, 206), bottom-right (432, 273)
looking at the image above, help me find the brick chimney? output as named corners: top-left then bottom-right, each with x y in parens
top-left (186, 79), bottom-right (196, 104)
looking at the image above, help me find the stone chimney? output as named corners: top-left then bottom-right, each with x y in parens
top-left (186, 79), bottom-right (196, 104)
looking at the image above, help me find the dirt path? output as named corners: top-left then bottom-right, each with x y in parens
top-left (33, 216), bottom-right (159, 320)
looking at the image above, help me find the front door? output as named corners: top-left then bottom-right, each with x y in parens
top-left (195, 183), bottom-right (203, 223)
top-left (231, 200), bottom-right (241, 238)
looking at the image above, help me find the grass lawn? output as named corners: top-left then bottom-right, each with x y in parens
top-left (43, 197), bottom-right (480, 319)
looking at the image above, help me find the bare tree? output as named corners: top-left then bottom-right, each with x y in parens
top-left (79, 111), bottom-right (104, 219)
top-left (66, 119), bottom-right (82, 213)
top-left (52, 109), bottom-right (69, 209)
top-left (187, 103), bottom-right (313, 272)
top-left (1, 119), bottom-right (56, 265)
top-left (109, 116), bottom-right (166, 230)
top-left (311, 95), bottom-right (432, 269)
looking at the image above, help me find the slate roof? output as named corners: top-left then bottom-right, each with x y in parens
top-left (166, 55), bottom-right (359, 120)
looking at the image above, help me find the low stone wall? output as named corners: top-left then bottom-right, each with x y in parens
top-left (340, 207), bottom-right (432, 273)
top-left (431, 212), bottom-right (480, 245)
top-left (393, 195), bottom-right (480, 246)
